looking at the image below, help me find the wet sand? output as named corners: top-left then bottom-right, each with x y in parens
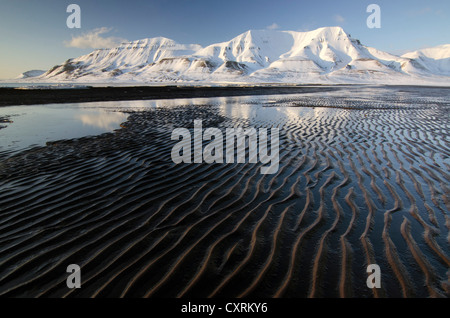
top-left (0, 86), bottom-right (449, 298)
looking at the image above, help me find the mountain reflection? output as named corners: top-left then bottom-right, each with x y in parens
top-left (75, 111), bottom-right (128, 129)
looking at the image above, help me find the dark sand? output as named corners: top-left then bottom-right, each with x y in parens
top-left (0, 86), bottom-right (449, 298)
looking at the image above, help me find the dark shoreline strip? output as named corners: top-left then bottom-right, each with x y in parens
top-left (0, 85), bottom-right (340, 107)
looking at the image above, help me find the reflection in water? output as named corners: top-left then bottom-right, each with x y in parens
top-left (91, 98), bottom-right (218, 110)
top-left (0, 105), bottom-right (128, 155)
top-left (218, 100), bottom-right (323, 125)
top-left (75, 111), bottom-right (128, 130)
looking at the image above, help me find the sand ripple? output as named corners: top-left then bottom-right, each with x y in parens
top-left (0, 87), bottom-right (449, 298)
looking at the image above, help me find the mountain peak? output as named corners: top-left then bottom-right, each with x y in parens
top-left (315, 26), bottom-right (346, 32)
top-left (305, 26), bottom-right (350, 39)
top-left (402, 44), bottom-right (450, 60)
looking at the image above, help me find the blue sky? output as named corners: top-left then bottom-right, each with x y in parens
top-left (0, 0), bottom-right (449, 79)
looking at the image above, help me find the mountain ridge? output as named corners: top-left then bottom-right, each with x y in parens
top-left (21, 27), bottom-right (450, 85)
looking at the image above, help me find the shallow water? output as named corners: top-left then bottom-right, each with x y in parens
top-left (0, 104), bottom-right (129, 156)
top-left (0, 86), bottom-right (448, 298)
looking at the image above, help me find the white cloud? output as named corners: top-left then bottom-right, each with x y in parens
top-left (266, 23), bottom-right (280, 30)
top-left (334, 14), bottom-right (345, 23)
top-left (65, 27), bottom-right (127, 49)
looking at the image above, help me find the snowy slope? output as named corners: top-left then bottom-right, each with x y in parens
top-left (43, 37), bottom-right (202, 81)
top-left (16, 70), bottom-right (46, 79)
top-left (402, 44), bottom-right (450, 76)
top-left (29, 27), bottom-right (450, 84)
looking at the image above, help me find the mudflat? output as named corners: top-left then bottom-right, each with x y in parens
top-left (0, 86), bottom-right (448, 298)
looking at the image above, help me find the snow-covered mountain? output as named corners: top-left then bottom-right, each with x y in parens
top-left (30, 27), bottom-right (450, 84)
top-left (16, 70), bottom-right (46, 79)
top-left (401, 44), bottom-right (450, 77)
